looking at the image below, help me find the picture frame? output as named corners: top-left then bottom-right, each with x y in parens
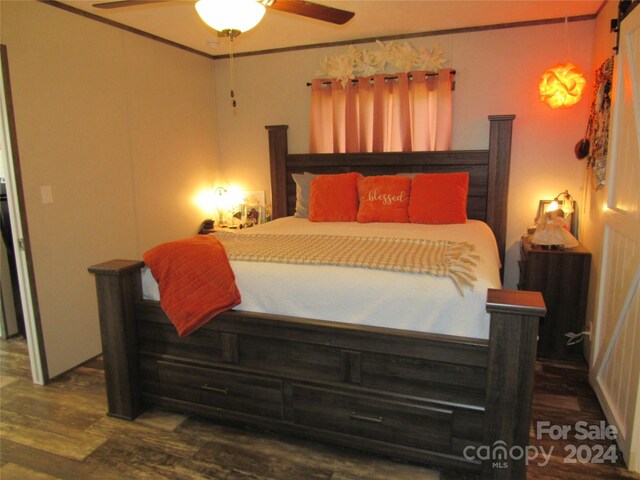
top-left (241, 204), bottom-right (265, 228)
top-left (243, 191), bottom-right (266, 208)
top-left (239, 190), bottom-right (267, 228)
top-left (536, 199), bottom-right (577, 236)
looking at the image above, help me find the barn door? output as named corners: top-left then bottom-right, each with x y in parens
top-left (590, 5), bottom-right (640, 472)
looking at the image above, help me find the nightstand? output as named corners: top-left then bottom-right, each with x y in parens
top-left (519, 236), bottom-right (591, 360)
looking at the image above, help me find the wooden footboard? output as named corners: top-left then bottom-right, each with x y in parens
top-left (89, 260), bottom-right (544, 479)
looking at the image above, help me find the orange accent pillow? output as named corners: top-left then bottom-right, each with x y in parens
top-left (309, 172), bottom-right (361, 222)
top-left (357, 175), bottom-right (411, 223)
top-left (408, 172), bottom-right (469, 224)
top-left (143, 235), bottom-right (241, 336)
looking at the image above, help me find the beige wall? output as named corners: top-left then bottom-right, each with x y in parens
top-left (1, 1), bottom-right (220, 377)
top-left (214, 20), bottom-right (595, 289)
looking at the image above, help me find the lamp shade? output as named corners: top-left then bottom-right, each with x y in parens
top-left (539, 63), bottom-right (586, 109)
top-left (195, 0), bottom-right (266, 34)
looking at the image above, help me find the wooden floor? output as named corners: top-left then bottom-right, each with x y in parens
top-left (0, 337), bottom-right (638, 480)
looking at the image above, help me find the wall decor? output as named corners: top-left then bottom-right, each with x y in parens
top-left (585, 56), bottom-right (614, 189)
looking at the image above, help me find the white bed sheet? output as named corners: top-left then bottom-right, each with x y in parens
top-left (142, 217), bottom-right (502, 339)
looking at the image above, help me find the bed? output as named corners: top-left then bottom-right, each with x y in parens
top-left (89, 115), bottom-right (545, 480)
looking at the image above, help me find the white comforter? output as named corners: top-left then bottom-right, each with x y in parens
top-left (142, 217), bottom-right (501, 339)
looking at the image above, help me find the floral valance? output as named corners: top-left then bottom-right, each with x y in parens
top-left (317, 40), bottom-right (448, 87)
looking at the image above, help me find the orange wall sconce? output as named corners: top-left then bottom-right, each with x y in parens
top-left (538, 63), bottom-right (586, 109)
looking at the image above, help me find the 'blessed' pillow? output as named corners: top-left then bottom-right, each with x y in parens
top-left (309, 172), bottom-right (361, 222)
top-left (357, 175), bottom-right (411, 223)
top-left (408, 172), bottom-right (469, 224)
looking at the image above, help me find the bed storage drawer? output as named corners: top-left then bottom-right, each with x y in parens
top-left (359, 351), bottom-right (487, 407)
top-left (291, 384), bottom-right (453, 452)
top-left (141, 358), bottom-right (283, 419)
top-left (235, 333), bottom-right (487, 407)
top-left (137, 310), bottom-right (229, 365)
top-left (237, 335), bottom-right (342, 383)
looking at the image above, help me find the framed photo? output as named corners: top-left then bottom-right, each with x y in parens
top-left (536, 199), bottom-right (577, 236)
top-left (241, 204), bottom-right (265, 228)
top-left (243, 191), bottom-right (265, 208)
top-left (240, 190), bottom-right (266, 227)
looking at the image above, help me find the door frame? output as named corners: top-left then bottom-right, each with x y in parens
top-left (1, 44), bottom-right (48, 385)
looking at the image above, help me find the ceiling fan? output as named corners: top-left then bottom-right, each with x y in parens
top-left (92, 0), bottom-right (355, 38)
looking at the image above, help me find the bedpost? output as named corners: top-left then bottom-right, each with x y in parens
top-left (483, 289), bottom-right (545, 479)
top-left (487, 114), bottom-right (515, 275)
top-left (88, 259), bottom-right (145, 420)
top-left (266, 125), bottom-right (289, 220)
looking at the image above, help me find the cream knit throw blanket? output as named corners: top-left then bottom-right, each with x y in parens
top-left (215, 232), bottom-right (479, 295)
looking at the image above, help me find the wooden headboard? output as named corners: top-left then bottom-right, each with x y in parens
top-left (266, 115), bottom-right (515, 270)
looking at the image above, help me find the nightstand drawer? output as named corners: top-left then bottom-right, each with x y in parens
top-left (291, 384), bottom-right (453, 452)
top-left (141, 358), bottom-right (283, 419)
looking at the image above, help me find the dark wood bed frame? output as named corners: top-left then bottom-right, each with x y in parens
top-left (90, 115), bottom-right (545, 480)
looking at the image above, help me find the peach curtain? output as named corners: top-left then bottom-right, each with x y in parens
top-left (310, 69), bottom-right (453, 153)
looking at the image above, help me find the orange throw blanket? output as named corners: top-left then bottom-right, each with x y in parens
top-left (143, 235), bottom-right (241, 336)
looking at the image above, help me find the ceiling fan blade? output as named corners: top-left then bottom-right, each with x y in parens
top-left (266, 0), bottom-right (354, 25)
top-left (92, 0), bottom-right (169, 9)
top-left (92, 0), bottom-right (355, 26)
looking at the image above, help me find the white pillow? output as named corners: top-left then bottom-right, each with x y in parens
top-left (291, 172), bottom-right (317, 218)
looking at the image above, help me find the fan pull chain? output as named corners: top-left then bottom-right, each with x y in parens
top-left (229, 35), bottom-right (237, 109)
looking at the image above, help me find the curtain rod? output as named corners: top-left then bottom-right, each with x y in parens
top-left (306, 70), bottom-right (456, 87)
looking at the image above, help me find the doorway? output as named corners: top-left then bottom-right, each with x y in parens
top-left (0, 178), bottom-right (26, 338)
top-left (1, 44), bottom-right (48, 385)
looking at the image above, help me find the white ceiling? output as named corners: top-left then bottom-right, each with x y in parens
top-left (57, 0), bottom-right (604, 57)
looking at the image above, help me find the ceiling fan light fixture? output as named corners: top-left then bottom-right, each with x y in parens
top-left (195, 0), bottom-right (266, 35)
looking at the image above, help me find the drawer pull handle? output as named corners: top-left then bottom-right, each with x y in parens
top-left (349, 412), bottom-right (383, 424)
top-left (201, 384), bottom-right (229, 395)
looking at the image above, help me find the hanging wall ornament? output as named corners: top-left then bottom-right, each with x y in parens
top-left (586, 56), bottom-right (614, 189)
top-left (574, 135), bottom-right (590, 159)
